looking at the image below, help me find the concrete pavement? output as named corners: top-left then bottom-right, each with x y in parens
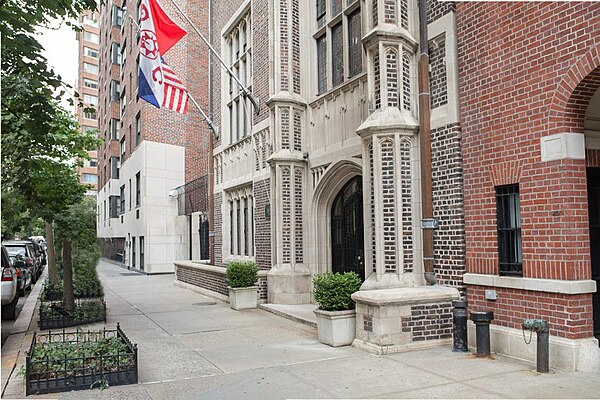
top-left (5, 259), bottom-right (600, 399)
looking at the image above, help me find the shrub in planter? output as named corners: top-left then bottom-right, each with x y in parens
top-left (226, 261), bottom-right (258, 310)
top-left (313, 272), bottom-right (361, 347)
top-left (313, 272), bottom-right (361, 311)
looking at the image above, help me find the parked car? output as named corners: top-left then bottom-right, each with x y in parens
top-left (28, 236), bottom-right (47, 254)
top-left (27, 238), bottom-right (46, 267)
top-left (10, 255), bottom-right (33, 297)
top-left (1, 245), bottom-right (18, 320)
top-left (3, 241), bottom-right (40, 284)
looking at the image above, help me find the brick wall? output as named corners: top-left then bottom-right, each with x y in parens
top-left (429, 36), bottom-right (447, 109)
top-left (402, 302), bottom-right (453, 341)
top-left (458, 2), bottom-right (600, 280)
top-left (468, 286), bottom-right (593, 339)
top-left (431, 123), bottom-right (465, 291)
top-left (176, 264), bottom-right (228, 297)
top-left (457, 2), bottom-right (600, 338)
top-left (427, 0), bottom-right (455, 24)
top-left (214, 192), bottom-right (223, 266)
top-left (252, 179), bottom-right (271, 270)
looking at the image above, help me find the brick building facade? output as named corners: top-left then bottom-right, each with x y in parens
top-left (96, 0), bottom-right (210, 273)
top-left (457, 2), bottom-right (600, 370)
top-left (76, 10), bottom-right (100, 194)
top-left (174, 0), bottom-right (465, 354)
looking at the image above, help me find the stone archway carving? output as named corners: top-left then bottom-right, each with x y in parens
top-left (308, 160), bottom-right (363, 277)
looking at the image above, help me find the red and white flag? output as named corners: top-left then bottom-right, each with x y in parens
top-left (161, 61), bottom-right (189, 114)
top-left (138, 0), bottom-right (189, 114)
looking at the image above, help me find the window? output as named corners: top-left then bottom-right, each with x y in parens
top-left (135, 172), bottom-right (141, 207)
top-left (111, 42), bottom-right (121, 65)
top-left (82, 126), bottom-right (96, 133)
top-left (109, 196), bottom-right (119, 218)
top-left (110, 156), bottom-right (119, 179)
top-left (83, 31), bottom-right (99, 44)
top-left (119, 185), bottom-right (125, 214)
top-left (120, 91), bottom-right (127, 117)
top-left (82, 173), bottom-right (98, 184)
top-left (496, 184), bottom-right (522, 276)
top-left (314, 0), bottom-right (363, 94)
top-left (132, 237), bottom-right (136, 268)
top-left (129, 179), bottom-right (132, 209)
top-left (112, 5), bottom-right (124, 27)
top-left (110, 118), bottom-right (119, 140)
top-left (135, 112), bottom-right (141, 146)
top-left (83, 94), bottom-right (98, 105)
top-left (316, 35), bottom-right (327, 94)
top-left (139, 236), bottom-right (144, 271)
top-left (83, 78), bottom-right (98, 89)
top-left (120, 137), bottom-right (126, 163)
top-left (228, 191), bottom-right (254, 256)
top-left (83, 62), bottom-right (99, 74)
top-left (83, 47), bottom-right (98, 58)
top-left (84, 111), bottom-right (97, 120)
top-left (111, 80), bottom-right (120, 101)
top-left (225, 11), bottom-right (252, 144)
top-left (90, 158), bottom-right (98, 167)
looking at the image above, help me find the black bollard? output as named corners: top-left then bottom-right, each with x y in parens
top-left (452, 299), bottom-right (468, 352)
top-left (470, 311), bottom-right (494, 357)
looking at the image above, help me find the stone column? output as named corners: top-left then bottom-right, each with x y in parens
top-left (266, 0), bottom-right (311, 304)
top-left (357, 0), bottom-right (423, 290)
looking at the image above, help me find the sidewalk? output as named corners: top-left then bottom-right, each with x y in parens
top-left (5, 259), bottom-right (600, 399)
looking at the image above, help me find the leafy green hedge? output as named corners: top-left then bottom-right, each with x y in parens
top-left (226, 261), bottom-right (258, 288)
top-left (313, 272), bottom-right (361, 311)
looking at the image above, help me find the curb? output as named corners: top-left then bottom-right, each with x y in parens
top-left (1, 268), bottom-right (46, 398)
top-left (259, 304), bottom-right (318, 328)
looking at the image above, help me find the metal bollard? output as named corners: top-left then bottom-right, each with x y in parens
top-left (522, 319), bottom-right (550, 373)
top-left (470, 311), bottom-right (494, 357)
top-left (452, 299), bottom-right (468, 352)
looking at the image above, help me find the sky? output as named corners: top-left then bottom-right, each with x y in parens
top-left (37, 20), bottom-right (79, 111)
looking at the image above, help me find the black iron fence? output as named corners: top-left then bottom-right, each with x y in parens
top-left (176, 175), bottom-right (209, 216)
top-left (38, 298), bottom-right (106, 330)
top-left (26, 324), bottom-right (138, 395)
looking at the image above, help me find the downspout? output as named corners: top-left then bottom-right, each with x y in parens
top-left (208, 0), bottom-right (215, 266)
top-left (418, 0), bottom-right (436, 285)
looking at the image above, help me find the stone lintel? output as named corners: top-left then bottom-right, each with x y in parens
top-left (266, 92), bottom-right (308, 108)
top-left (362, 26), bottom-right (418, 50)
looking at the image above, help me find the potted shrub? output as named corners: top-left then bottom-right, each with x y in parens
top-left (313, 271), bottom-right (361, 347)
top-left (226, 261), bottom-right (258, 310)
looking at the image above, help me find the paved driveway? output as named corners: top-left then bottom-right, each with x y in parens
top-left (21, 260), bottom-right (600, 399)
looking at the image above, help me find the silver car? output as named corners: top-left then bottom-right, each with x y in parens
top-left (1, 245), bottom-right (18, 320)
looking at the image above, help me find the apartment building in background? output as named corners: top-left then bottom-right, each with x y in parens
top-left (96, 0), bottom-right (211, 273)
top-left (76, 10), bottom-right (100, 195)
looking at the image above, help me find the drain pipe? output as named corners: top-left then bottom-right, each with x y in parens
top-left (418, 0), bottom-right (436, 285)
top-left (208, 0), bottom-right (215, 266)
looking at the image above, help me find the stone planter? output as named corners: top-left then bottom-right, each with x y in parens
top-left (228, 286), bottom-right (258, 310)
top-left (314, 309), bottom-right (356, 347)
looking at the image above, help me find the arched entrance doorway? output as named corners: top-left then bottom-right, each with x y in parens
top-left (331, 176), bottom-right (364, 280)
top-left (585, 84), bottom-right (600, 339)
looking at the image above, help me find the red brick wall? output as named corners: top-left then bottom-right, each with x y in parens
top-left (458, 2), bottom-right (600, 280)
top-left (457, 2), bottom-right (600, 338)
top-left (469, 286), bottom-right (593, 339)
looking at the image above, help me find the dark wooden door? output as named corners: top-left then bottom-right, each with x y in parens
top-left (587, 167), bottom-right (600, 337)
top-left (331, 176), bottom-right (364, 280)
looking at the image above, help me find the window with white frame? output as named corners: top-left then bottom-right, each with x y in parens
top-left (83, 94), bottom-right (98, 105)
top-left (224, 10), bottom-right (252, 144)
top-left (83, 62), bottom-right (99, 74)
top-left (227, 189), bottom-right (254, 257)
top-left (83, 31), bottom-right (99, 44)
top-left (84, 47), bottom-right (98, 58)
top-left (83, 78), bottom-right (98, 89)
top-left (315, 0), bottom-right (363, 95)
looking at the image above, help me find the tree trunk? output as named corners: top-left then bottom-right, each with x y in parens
top-left (62, 240), bottom-right (75, 314)
top-left (45, 221), bottom-right (58, 284)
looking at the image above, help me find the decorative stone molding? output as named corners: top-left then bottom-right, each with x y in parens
top-left (540, 132), bottom-right (585, 162)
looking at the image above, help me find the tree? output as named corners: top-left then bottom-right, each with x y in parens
top-left (55, 196), bottom-right (98, 312)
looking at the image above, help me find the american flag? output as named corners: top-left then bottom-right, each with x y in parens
top-left (161, 62), bottom-right (189, 114)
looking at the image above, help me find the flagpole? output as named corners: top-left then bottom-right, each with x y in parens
top-left (187, 93), bottom-right (219, 137)
top-left (164, 0), bottom-right (260, 115)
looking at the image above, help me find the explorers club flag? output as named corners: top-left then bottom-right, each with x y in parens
top-left (138, 0), bottom-right (189, 114)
